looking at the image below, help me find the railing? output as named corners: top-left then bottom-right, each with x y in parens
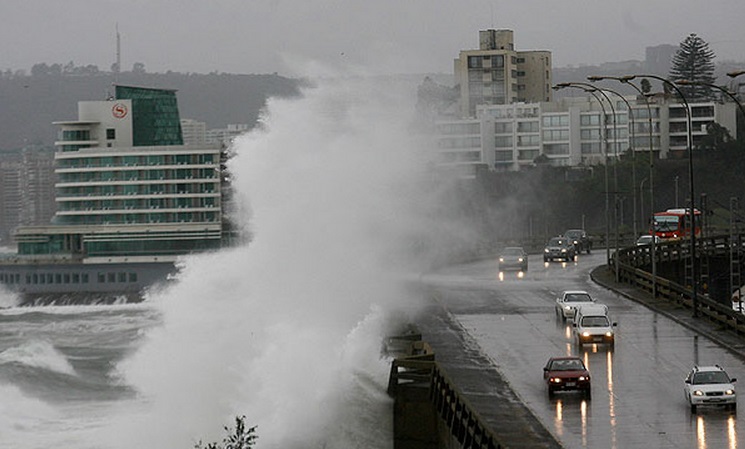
top-left (613, 233), bottom-right (745, 336)
top-left (387, 335), bottom-right (504, 449)
top-left (430, 364), bottom-right (503, 449)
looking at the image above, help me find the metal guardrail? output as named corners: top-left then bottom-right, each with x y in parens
top-left (613, 234), bottom-right (745, 336)
top-left (387, 336), bottom-right (504, 449)
top-left (430, 364), bottom-right (503, 449)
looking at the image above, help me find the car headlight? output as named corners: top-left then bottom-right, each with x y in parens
top-left (551, 378), bottom-right (562, 383)
top-left (561, 249), bottom-right (567, 253)
top-left (605, 331), bottom-right (613, 337)
top-left (544, 248), bottom-right (549, 253)
top-left (499, 257), bottom-right (504, 262)
top-left (578, 376), bottom-right (587, 381)
top-left (518, 257), bottom-right (523, 262)
top-left (693, 390), bottom-right (704, 396)
top-left (565, 305), bottom-right (572, 310)
top-left (726, 389), bottom-right (736, 395)
top-left (582, 331), bottom-right (590, 337)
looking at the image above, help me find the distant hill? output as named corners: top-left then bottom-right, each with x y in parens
top-left (0, 71), bottom-right (304, 151)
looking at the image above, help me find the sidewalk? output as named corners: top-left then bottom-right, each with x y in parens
top-left (591, 265), bottom-right (745, 361)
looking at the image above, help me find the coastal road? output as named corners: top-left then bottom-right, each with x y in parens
top-left (421, 253), bottom-right (745, 449)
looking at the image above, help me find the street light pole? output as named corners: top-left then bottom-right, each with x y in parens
top-left (554, 83), bottom-right (612, 267)
top-left (640, 177), bottom-right (647, 228)
top-left (632, 74), bottom-right (698, 317)
top-left (676, 79), bottom-right (745, 134)
top-left (592, 84), bottom-right (639, 238)
top-left (588, 75), bottom-right (658, 295)
top-left (558, 82), bottom-right (621, 280)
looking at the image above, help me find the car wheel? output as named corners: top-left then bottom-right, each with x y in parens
top-left (587, 248), bottom-right (591, 254)
top-left (548, 387), bottom-right (555, 398)
top-left (584, 388), bottom-right (591, 399)
top-left (730, 403), bottom-right (737, 413)
top-left (544, 257), bottom-right (548, 262)
top-left (690, 401), bottom-right (697, 414)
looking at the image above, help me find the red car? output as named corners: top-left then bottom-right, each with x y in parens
top-left (543, 356), bottom-right (591, 398)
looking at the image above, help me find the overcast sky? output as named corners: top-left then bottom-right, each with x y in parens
top-left (3, 0), bottom-right (744, 77)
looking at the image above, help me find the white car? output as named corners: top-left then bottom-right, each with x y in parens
top-left (555, 290), bottom-right (596, 321)
top-left (684, 365), bottom-right (737, 413)
top-left (636, 234), bottom-right (661, 246)
top-left (573, 303), bottom-right (616, 348)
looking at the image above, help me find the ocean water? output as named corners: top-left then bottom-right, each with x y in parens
top-left (0, 76), bottom-right (443, 449)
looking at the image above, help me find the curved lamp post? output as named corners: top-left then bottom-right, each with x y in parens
top-left (558, 82), bottom-right (621, 280)
top-left (588, 75), bottom-right (658, 297)
top-left (553, 83), bottom-right (611, 266)
top-left (629, 74), bottom-right (698, 317)
top-left (676, 79), bottom-right (745, 121)
top-left (593, 85), bottom-right (638, 238)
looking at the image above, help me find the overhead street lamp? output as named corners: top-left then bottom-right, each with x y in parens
top-left (628, 74), bottom-right (698, 318)
top-left (588, 74), bottom-right (658, 296)
top-left (675, 79), bottom-right (745, 121)
top-left (558, 82), bottom-right (622, 280)
top-left (553, 83), bottom-right (611, 267)
top-left (593, 85), bottom-right (639, 237)
top-left (728, 70), bottom-right (745, 79)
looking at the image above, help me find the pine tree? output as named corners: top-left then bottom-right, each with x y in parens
top-left (669, 33), bottom-right (716, 101)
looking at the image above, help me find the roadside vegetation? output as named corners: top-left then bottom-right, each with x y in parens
top-left (194, 416), bottom-right (257, 449)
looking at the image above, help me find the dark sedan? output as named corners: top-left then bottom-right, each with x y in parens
top-left (498, 247), bottom-right (528, 272)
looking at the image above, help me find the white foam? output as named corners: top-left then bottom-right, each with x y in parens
top-left (107, 76), bottom-right (436, 449)
top-left (0, 340), bottom-right (76, 376)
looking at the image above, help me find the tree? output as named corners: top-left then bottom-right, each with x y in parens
top-left (132, 62), bottom-right (146, 74)
top-left (193, 416), bottom-right (257, 449)
top-left (668, 33), bottom-right (716, 101)
top-left (640, 78), bottom-right (651, 95)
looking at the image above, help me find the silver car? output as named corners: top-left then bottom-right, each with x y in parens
top-left (555, 290), bottom-right (596, 321)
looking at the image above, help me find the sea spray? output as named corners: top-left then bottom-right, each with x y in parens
top-left (110, 76), bottom-right (438, 449)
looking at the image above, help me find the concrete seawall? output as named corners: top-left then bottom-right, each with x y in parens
top-left (387, 303), bottom-right (563, 449)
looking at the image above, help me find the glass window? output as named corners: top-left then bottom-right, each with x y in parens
top-left (494, 122), bottom-right (512, 134)
top-left (544, 143), bottom-right (570, 155)
top-left (494, 150), bottom-right (513, 162)
top-left (517, 121), bottom-right (539, 133)
top-left (543, 130), bottom-right (569, 141)
top-left (580, 114), bottom-right (601, 126)
top-left (581, 142), bottom-right (602, 154)
top-left (581, 129), bottom-right (601, 140)
top-left (494, 136), bottom-right (513, 148)
top-left (517, 135), bottom-right (540, 147)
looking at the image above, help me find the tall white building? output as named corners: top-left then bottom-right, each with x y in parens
top-left (454, 29), bottom-right (552, 118)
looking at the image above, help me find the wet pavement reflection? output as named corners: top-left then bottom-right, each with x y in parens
top-left (427, 253), bottom-right (745, 448)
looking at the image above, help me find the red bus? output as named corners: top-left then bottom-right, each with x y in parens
top-left (651, 208), bottom-right (701, 240)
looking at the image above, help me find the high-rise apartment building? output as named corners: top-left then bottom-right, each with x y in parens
top-left (454, 29), bottom-right (552, 117)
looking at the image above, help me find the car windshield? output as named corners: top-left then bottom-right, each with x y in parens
top-left (565, 231), bottom-right (582, 238)
top-left (502, 248), bottom-right (523, 256)
top-left (581, 316), bottom-right (609, 327)
top-left (693, 371), bottom-right (731, 385)
top-left (565, 293), bottom-right (592, 302)
top-left (549, 238), bottom-right (566, 246)
top-left (654, 216), bottom-right (679, 232)
top-left (550, 359), bottom-right (585, 371)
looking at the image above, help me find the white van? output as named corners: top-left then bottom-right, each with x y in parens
top-left (573, 304), bottom-right (617, 347)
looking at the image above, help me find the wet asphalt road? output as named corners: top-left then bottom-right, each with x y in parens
top-left (421, 253), bottom-right (745, 449)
